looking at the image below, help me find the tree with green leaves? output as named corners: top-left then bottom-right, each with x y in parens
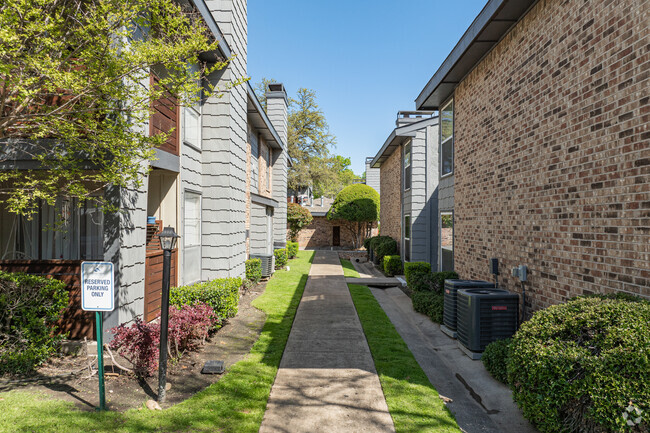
top-left (327, 184), bottom-right (379, 249)
top-left (255, 80), bottom-right (359, 198)
top-left (0, 0), bottom-right (237, 215)
top-left (287, 202), bottom-right (313, 242)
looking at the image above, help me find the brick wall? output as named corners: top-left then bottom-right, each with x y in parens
top-left (453, 0), bottom-right (649, 311)
top-left (379, 148), bottom-right (402, 248)
top-left (259, 140), bottom-right (272, 197)
top-left (296, 216), bottom-right (378, 249)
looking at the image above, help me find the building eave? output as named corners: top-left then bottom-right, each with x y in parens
top-left (370, 116), bottom-right (438, 168)
top-left (415, 0), bottom-right (539, 110)
top-left (246, 83), bottom-right (287, 152)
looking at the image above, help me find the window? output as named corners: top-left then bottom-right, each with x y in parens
top-left (183, 63), bottom-right (201, 149)
top-left (183, 105), bottom-right (200, 149)
top-left (404, 214), bottom-right (411, 262)
top-left (440, 99), bottom-right (454, 176)
top-left (404, 142), bottom-right (412, 190)
top-left (183, 191), bottom-right (201, 284)
top-left (5, 197), bottom-right (103, 260)
top-left (440, 211), bottom-right (454, 271)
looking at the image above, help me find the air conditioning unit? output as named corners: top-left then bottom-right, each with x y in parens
top-left (250, 253), bottom-right (274, 278)
top-left (442, 280), bottom-right (495, 339)
top-left (456, 288), bottom-right (519, 359)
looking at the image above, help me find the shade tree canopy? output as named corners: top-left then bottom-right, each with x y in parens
top-left (327, 184), bottom-right (379, 249)
top-left (0, 0), bottom-right (240, 215)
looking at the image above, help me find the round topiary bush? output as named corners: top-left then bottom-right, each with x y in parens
top-left (482, 338), bottom-right (511, 385)
top-left (508, 296), bottom-right (650, 433)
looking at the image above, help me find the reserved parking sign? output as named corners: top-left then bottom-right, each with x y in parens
top-left (81, 262), bottom-right (114, 312)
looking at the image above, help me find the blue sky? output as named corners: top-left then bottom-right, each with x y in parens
top-left (248, 0), bottom-right (488, 176)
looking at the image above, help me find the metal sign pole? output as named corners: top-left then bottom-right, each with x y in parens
top-left (96, 311), bottom-right (106, 411)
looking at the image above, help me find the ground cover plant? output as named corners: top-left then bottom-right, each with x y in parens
top-left (0, 251), bottom-right (315, 433)
top-left (508, 295), bottom-right (650, 433)
top-left (0, 271), bottom-right (69, 374)
top-left (341, 260), bottom-right (460, 432)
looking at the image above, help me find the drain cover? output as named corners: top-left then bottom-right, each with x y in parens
top-left (201, 360), bottom-right (225, 374)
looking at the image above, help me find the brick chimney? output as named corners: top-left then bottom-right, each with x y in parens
top-left (266, 83), bottom-right (289, 247)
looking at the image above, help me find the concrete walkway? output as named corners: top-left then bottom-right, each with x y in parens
top-left (259, 251), bottom-right (395, 433)
top-left (364, 283), bottom-right (538, 433)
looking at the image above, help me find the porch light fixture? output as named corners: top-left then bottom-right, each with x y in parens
top-left (158, 226), bottom-right (179, 251)
top-left (156, 226), bottom-right (179, 402)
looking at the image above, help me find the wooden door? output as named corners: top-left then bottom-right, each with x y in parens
top-left (333, 226), bottom-right (340, 247)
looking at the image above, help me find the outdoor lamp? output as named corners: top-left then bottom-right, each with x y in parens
top-left (156, 225), bottom-right (179, 402)
top-left (158, 226), bottom-right (179, 251)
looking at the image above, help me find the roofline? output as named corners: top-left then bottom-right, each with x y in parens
top-left (191, 0), bottom-right (232, 58)
top-left (247, 82), bottom-right (287, 152)
top-left (415, 0), bottom-right (538, 110)
top-left (370, 116), bottom-right (439, 168)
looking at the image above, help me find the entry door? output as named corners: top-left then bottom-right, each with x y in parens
top-left (333, 226), bottom-right (341, 247)
top-left (266, 207), bottom-right (273, 254)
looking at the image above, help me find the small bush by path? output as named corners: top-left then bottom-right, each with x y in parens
top-left (0, 251), bottom-right (315, 433)
top-left (342, 260), bottom-right (460, 433)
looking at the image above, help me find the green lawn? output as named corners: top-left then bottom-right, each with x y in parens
top-left (0, 251), bottom-right (315, 433)
top-left (341, 259), bottom-right (461, 433)
top-left (340, 257), bottom-right (359, 277)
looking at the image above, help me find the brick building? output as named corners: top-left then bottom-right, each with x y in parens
top-left (416, 0), bottom-right (649, 311)
top-left (293, 197), bottom-right (378, 249)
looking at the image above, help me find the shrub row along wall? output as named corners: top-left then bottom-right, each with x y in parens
top-left (453, 0), bottom-right (649, 309)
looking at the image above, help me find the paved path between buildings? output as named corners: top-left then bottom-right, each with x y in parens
top-left (259, 251), bottom-right (395, 433)
top-left (352, 261), bottom-right (538, 433)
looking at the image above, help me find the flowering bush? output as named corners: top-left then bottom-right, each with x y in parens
top-left (109, 302), bottom-right (219, 377)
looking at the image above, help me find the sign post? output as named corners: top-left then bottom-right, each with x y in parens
top-left (81, 261), bottom-right (114, 411)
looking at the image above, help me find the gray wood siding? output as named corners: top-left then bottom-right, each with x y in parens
top-left (409, 130), bottom-right (428, 263)
top-left (249, 126), bottom-right (259, 194)
top-left (201, 0), bottom-right (248, 279)
top-left (249, 203), bottom-right (268, 254)
top-left (427, 123), bottom-right (440, 267)
top-left (267, 94), bottom-right (288, 248)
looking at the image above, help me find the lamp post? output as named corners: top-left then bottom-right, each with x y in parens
top-left (157, 226), bottom-right (179, 402)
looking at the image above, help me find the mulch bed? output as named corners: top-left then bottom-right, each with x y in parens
top-left (0, 281), bottom-right (268, 411)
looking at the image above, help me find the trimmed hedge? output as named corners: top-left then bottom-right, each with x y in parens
top-left (274, 248), bottom-right (288, 269)
top-left (404, 262), bottom-right (432, 292)
top-left (369, 236), bottom-right (392, 263)
top-left (383, 255), bottom-right (403, 277)
top-left (412, 290), bottom-right (444, 324)
top-left (431, 271), bottom-right (459, 293)
top-left (0, 271), bottom-right (69, 374)
top-left (287, 242), bottom-right (299, 259)
top-left (245, 259), bottom-right (262, 284)
top-left (482, 338), bottom-right (511, 384)
top-left (170, 277), bottom-right (241, 326)
top-left (508, 296), bottom-right (650, 433)
top-left (374, 237), bottom-right (397, 265)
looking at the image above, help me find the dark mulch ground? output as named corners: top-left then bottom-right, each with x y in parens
top-left (0, 281), bottom-right (268, 411)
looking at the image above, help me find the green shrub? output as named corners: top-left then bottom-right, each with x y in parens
top-left (374, 237), bottom-right (397, 265)
top-left (482, 338), bottom-right (511, 384)
top-left (363, 236), bottom-right (375, 251)
top-left (0, 271), bottom-right (69, 374)
top-left (245, 259), bottom-right (262, 284)
top-left (412, 290), bottom-right (444, 323)
top-left (508, 296), bottom-right (650, 433)
top-left (368, 236), bottom-right (392, 263)
top-left (287, 242), bottom-right (299, 259)
top-left (431, 271), bottom-right (459, 293)
top-left (274, 248), bottom-right (288, 269)
top-left (170, 277), bottom-right (241, 326)
top-left (404, 262), bottom-right (432, 292)
top-left (383, 255), bottom-right (403, 276)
